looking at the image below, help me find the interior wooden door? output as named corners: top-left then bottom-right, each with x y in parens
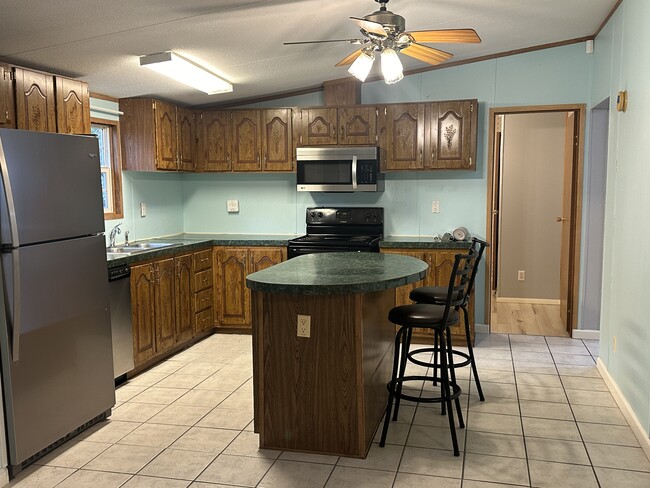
top-left (559, 112), bottom-right (575, 329)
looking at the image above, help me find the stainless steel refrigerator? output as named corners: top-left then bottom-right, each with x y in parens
top-left (0, 128), bottom-right (115, 475)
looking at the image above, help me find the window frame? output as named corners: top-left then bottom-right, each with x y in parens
top-left (91, 117), bottom-right (124, 220)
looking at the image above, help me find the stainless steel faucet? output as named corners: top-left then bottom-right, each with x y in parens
top-left (108, 223), bottom-right (122, 247)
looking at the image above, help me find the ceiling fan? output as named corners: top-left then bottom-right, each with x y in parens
top-left (284, 0), bottom-right (481, 84)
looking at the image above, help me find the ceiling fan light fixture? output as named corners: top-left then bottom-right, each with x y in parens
top-left (140, 51), bottom-right (233, 95)
top-left (348, 50), bottom-right (375, 82)
top-left (380, 48), bottom-right (403, 84)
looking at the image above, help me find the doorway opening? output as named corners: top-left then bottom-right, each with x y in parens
top-left (486, 105), bottom-right (586, 337)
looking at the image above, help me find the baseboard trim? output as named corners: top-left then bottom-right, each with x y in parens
top-left (496, 297), bottom-right (560, 305)
top-left (476, 323), bottom-right (489, 334)
top-left (572, 329), bottom-right (600, 340)
top-left (597, 358), bottom-right (650, 462)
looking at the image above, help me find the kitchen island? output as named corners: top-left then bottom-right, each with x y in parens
top-left (246, 252), bottom-right (428, 458)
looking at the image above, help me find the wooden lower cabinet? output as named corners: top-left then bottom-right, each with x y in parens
top-left (214, 246), bottom-right (286, 329)
top-left (381, 248), bottom-right (474, 345)
top-left (131, 248), bottom-right (213, 368)
top-left (193, 248), bottom-right (214, 334)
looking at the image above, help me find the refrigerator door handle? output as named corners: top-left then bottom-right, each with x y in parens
top-left (10, 249), bottom-right (21, 362)
top-left (0, 137), bottom-right (20, 246)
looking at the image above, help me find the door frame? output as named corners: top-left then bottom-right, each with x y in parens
top-left (485, 104), bottom-right (586, 334)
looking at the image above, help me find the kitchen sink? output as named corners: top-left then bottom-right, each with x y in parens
top-left (130, 242), bottom-right (176, 249)
top-left (106, 241), bottom-right (178, 257)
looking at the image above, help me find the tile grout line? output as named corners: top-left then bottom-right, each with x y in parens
top-left (511, 334), bottom-right (534, 488)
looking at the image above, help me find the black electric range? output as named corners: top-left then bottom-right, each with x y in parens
top-left (287, 207), bottom-right (384, 259)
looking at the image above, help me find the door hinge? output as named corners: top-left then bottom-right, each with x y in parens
top-left (375, 108), bottom-right (379, 117)
top-left (470, 103), bottom-right (474, 112)
top-left (469, 157), bottom-right (472, 166)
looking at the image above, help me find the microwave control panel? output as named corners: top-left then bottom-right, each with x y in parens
top-left (357, 160), bottom-right (378, 184)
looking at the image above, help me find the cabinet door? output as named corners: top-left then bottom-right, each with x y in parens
top-left (154, 100), bottom-right (178, 170)
top-left (14, 67), bottom-right (56, 132)
top-left (249, 247), bottom-right (285, 273)
top-left (55, 76), bottom-right (90, 134)
top-left (382, 104), bottom-right (425, 170)
top-left (154, 258), bottom-right (177, 353)
top-left (338, 106), bottom-right (377, 145)
top-left (215, 247), bottom-right (250, 326)
top-left (299, 108), bottom-right (338, 145)
top-left (177, 108), bottom-right (196, 171)
top-left (175, 254), bottom-right (194, 343)
top-left (201, 110), bottom-right (231, 171)
top-left (232, 110), bottom-right (262, 171)
top-left (131, 263), bottom-right (156, 366)
top-left (262, 109), bottom-right (293, 171)
top-left (429, 100), bottom-right (476, 170)
top-left (0, 64), bottom-right (16, 129)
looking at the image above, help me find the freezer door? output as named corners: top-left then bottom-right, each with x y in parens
top-left (0, 129), bottom-right (105, 246)
top-left (0, 234), bottom-right (115, 466)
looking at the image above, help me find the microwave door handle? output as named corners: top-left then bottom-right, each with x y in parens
top-left (352, 155), bottom-right (358, 190)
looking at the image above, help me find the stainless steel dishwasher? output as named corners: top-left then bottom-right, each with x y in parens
top-left (108, 264), bottom-right (134, 380)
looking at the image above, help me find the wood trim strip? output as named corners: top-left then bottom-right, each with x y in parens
top-left (90, 92), bottom-right (119, 103)
top-left (91, 116), bottom-right (124, 220)
top-left (593, 0), bottom-right (624, 38)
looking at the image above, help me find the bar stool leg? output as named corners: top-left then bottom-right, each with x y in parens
top-left (432, 330), bottom-right (439, 386)
top-left (446, 324), bottom-right (465, 429)
top-left (392, 327), bottom-right (412, 421)
top-left (462, 304), bottom-right (484, 401)
top-left (439, 327), bottom-right (460, 456)
top-left (380, 327), bottom-right (405, 447)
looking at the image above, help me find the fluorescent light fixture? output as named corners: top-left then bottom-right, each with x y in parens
top-left (380, 48), bottom-right (404, 85)
top-left (348, 50), bottom-right (375, 82)
top-left (140, 51), bottom-right (232, 95)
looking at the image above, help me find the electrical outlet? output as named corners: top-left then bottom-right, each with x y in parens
top-left (518, 270), bottom-right (525, 281)
top-left (140, 202), bottom-right (147, 218)
top-left (613, 336), bottom-right (617, 352)
top-left (227, 199), bottom-right (239, 213)
top-left (297, 314), bottom-right (311, 338)
top-left (431, 200), bottom-right (440, 214)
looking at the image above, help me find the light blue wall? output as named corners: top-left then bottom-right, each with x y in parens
top-left (593, 0), bottom-right (650, 437)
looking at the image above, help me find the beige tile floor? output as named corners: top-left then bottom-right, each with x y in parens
top-left (9, 333), bottom-right (650, 487)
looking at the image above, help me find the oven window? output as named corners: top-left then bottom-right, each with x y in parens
top-left (298, 161), bottom-right (352, 184)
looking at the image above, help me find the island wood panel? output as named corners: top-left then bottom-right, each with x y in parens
top-left (253, 288), bottom-right (395, 458)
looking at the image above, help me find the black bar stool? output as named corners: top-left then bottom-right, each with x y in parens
top-left (379, 249), bottom-right (478, 456)
top-left (409, 238), bottom-right (488, 401)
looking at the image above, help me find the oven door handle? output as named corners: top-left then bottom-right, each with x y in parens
top-left (351, 155), bottom-right (358, 190)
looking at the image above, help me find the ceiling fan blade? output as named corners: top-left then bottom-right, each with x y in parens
top-left (401, 43), bottom-right (453, 66)
top-left (335, 49), bottom-right (363, 67)
top-left (350, 17), bottom-right (387, 37)
top-left (284, 39), bottom-right (363, 45)
top-left (406, 29), bottom-right (482, 44)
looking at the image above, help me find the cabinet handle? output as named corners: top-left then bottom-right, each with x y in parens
top-left (202, 278), bottom-right (209, 283)
top-left (340, 126), bottom-right (344, 137)
top-left (419, 148), bottom-right (423, 161)
top-left (200, 258), bottom-right (209, 263)
top-left (331, 127), bottom-right (336, 138)
top-left (432, 146), bottom-right (436, 161)
top-left (5, 110), bottom-right (9, 122)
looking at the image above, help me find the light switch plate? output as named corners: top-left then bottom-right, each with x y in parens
top-left (227, 200), bottom-right (239, 213)
top-left (140, 202), bottom-right (147, 217)
top-left (431, 200), bottom-right (440, 214)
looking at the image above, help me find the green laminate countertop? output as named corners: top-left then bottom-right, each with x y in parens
top-left (245, 252), bottom-right (428, 295)
top-left (380, 236), bottom-right (473, 249)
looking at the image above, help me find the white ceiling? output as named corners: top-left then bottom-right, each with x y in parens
top-left (0, 0), bottom-right (617, 107)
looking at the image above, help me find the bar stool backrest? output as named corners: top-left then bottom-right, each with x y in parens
top-left (462, 238), bottom-right (489, 308)
top-left (442, 247), bottom-right (479, 323)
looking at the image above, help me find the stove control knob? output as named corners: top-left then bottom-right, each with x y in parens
top-left (310, 212), bottom-right (316, 218)
top-left (318, 212), bottom-right (323, 218)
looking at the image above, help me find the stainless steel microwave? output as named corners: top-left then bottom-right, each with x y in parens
top-left (296, 146), bottom-right (384, 192)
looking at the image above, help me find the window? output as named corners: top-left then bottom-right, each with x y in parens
top-left (91, 118), bottom-right (123, 219)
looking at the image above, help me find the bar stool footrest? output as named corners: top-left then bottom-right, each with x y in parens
top-left (387, 375), bottom-right (462, 404)
top-left (408, 347), bottom-right (472, 369)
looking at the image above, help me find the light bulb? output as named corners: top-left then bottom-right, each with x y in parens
top-left (348, 51), bottom-right (375, 82)
top-left (380, 48), bottom-right (404, 84)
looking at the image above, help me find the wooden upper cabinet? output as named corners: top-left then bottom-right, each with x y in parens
top-left (262, 109), bottom-right (293, 171)
top-left (0, 64), bottom-right (16, 129)
top-left (381, 103), bottom-right (426, 170)
top-left (54, 76), bottom-right (90, 134)
top-left (154, 100), bottom-right (178, 171)
top-left (177, 107), bottom-right (196, 172)
top-left (232, 110), bottom-right (262, 171)
top-left (427, 99), bottom-right (477, 170)
top-left (200, 110), bottom-right (231, 171)
top-left (338, 106), bottom-right (377, 145)
top-left (299, 108), bottom-right (338, 145)
top-left (14, 67), bottom-right (56, 132)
